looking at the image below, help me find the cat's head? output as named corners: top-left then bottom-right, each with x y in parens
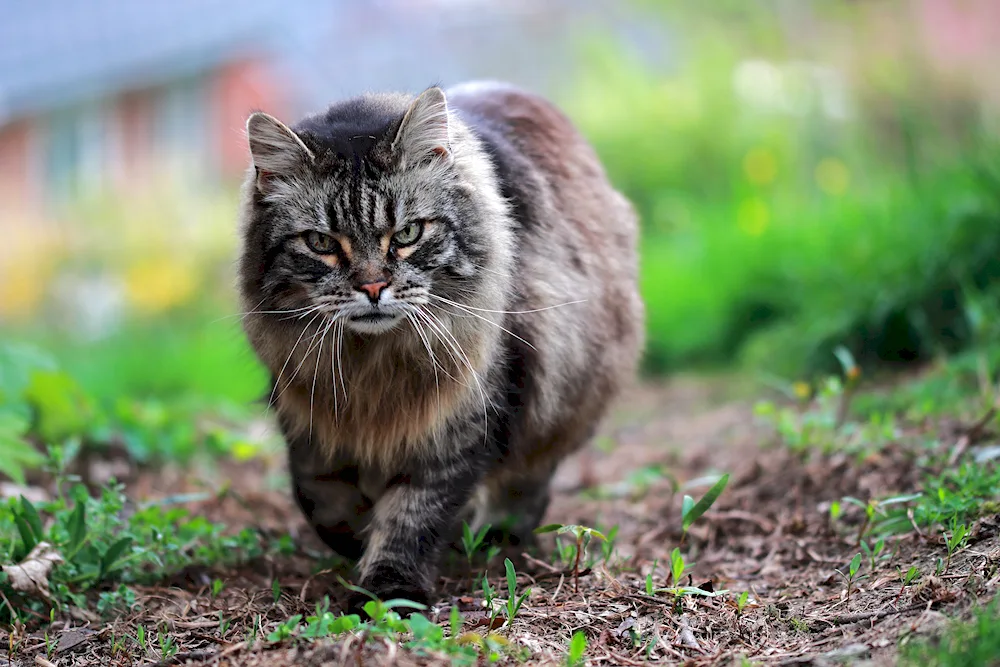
top-left (237, 87), bottom-right (510, 339)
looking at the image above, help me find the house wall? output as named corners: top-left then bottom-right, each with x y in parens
top-left (113, 89), bottom-right (157, 193)
top-left (212, 57), bottom-right (288, 179)
top-left (0, 119), bottom-right (39, 225)
top-left (0, 55), bottom-right (286, 225)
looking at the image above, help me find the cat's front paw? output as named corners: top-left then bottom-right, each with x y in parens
top-left (347, 568), bottom-right (430, 618)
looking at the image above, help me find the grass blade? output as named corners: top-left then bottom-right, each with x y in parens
top-left (682, 474), bottom-right (730, 532)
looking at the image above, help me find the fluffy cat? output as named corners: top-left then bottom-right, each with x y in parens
top-left (237, 81), bottom-right (644, 610)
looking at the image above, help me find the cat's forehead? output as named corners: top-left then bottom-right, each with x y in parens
top-left (315, 168), bottom-right (440, 229)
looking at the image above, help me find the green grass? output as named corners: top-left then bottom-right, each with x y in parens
top-left (0, 328), bottom-right (269, 482)
top-left (563, 6), bottom-right (1000, 379)
top-left (634, 166), bottom-right (1000, 377)
top-left (755, 348), bottom-right (1000, 540)
top-left (21, 313), bottom-right (267, 405)
top-left (0, 448), bottom-right (265, 625)
top-left (901, 599), bottom-right (1000, 667)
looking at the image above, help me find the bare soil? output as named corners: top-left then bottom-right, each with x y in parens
top-left (12, 376), bottom-right (1000, 666)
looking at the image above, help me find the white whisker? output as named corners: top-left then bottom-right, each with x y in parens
top-left (429, 293), bottom-right (587, 315)
top-left (406, 312), bottom-right (443, 415)
top-left (309, 317), bottom-right (336, 441)
top-left (273, 313), bottom-right (334, 406)
top-left (415, 306), bottom-right (492, 445)
top-left (335, 318), bottom-right (348, 411)
top-left (214, 302), bottom-right (323, 325)
top-left (267, 311), bottom-right (323, 411)
top-left (427, 297), bottom-right (535, 350)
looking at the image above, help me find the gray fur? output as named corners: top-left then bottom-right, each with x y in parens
top-left (236, 82), bottom-right (644, 610)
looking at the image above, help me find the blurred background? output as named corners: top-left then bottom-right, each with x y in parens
top-left (3, 0), bottom-right (1000, 479)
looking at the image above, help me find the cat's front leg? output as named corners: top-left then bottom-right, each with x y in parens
top-left (287, 438), bottom-right (372, 561)
top-left (349, 450), bottom-right (483, 613)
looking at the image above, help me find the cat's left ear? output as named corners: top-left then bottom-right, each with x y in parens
top-left (391, 87), bottom-right (452, 167)
top-left (246, 112), bottom-right (314, 192)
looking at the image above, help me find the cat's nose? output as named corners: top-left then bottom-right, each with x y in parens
top-left (357, 280), bottom-right (389, 304)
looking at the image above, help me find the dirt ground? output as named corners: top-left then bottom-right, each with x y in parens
top-left (12, 376), bottom-right (1000, 666)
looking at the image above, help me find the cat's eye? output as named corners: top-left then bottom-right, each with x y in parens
top-left (304, 231), bottom-right (338, 254)
top-left (392, 221), bottom-right (424, 247)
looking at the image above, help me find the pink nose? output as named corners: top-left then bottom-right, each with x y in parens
top-left (358, 280), bottom-right (389, 302)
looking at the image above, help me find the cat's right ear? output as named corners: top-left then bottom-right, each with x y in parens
top-left (246, 112), bottom-right (314, 192)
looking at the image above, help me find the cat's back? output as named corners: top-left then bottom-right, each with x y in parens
top-left (448, 81), bottom-right (644, 471)
top-left (447, 81), bottom-right (597, 181)
top-left (448, 81), bottom-right (639, 275)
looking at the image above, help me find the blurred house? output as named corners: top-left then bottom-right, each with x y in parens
top-left (0, 0), bottom-right (641, 225)
top-left (0, 0), bottom-right (289, 222)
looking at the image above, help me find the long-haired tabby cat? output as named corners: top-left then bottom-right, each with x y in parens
top-left (237, 81), bottom-right (644, 610)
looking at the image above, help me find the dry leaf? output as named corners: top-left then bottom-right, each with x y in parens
top-left (3, 541), bottom-right (64, 600)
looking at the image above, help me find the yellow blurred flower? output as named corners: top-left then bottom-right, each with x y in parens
top-left (230, 440), bottom-right (261, 462)
top-left (792, 381), bottom-right (811, 399)
top-left (815, 158), bottom-right (850, 195)
top-left (0, 231), bottom-right (59, 320)
top-left (744, 148), bottom-right (778, 185)
top-left (737, 197), bottom-right (770, 237)
top-left (0, 257), bottom-right (49, 319)
top-left (124, 256), bottom-right (197, 314)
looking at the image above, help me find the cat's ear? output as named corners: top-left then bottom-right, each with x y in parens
top-left (391, 87), bottom-right (452, 166)
top-left (246, 112), bottom-right (314, 191)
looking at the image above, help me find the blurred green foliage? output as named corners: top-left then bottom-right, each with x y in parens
top-left (0, 338), bottom-right (267, 483)
top-left (567, 2), bottom-right (1000, 377)
top-left (901, 598), bottom-right (1000, 667)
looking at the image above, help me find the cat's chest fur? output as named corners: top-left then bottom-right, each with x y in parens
top-left (273, 322), bottom-right (496, 469)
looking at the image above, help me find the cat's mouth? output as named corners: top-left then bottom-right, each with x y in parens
top-left (345, 310), bottom-right (403, 334)
top-left (351, 312), bottom-right (394, 322)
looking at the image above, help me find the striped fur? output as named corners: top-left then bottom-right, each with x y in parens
top-left (237, 82), bottom-right (644, 609)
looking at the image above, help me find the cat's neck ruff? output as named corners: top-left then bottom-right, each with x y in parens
top-left (274, 308), bottom-right (501, 468)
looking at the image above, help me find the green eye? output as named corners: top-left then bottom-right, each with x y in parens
top-left (304, 231), bottom-right (337, 254)
top-left (393, 221), bottom-right (424, 247)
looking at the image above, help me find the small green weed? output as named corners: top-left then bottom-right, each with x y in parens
top-left (566, 631), bottom-right (587, 667)
top-left (157, 627), bottom-right (177, 659)
top-left (736, 590), bottom-right (750, 617)
top-left (534, 523), bottom-right (606, 591)
top-left (460, 521), bottom-right (492, 569)
top-left (0, 449), bottom-right (265, 624)
top-left (840, 461), bottom-right (1000, 544)
top-left (503, 558), bottom-right (531, 625)
top-left (267, 615), bottom-right (303, 643)
top-left (754, 377), bottom-right (897, 455)
top-left (834, 553), bottom-right (865, 603)
top-left (262, 593), bottom-right (513, 665)
top-left (942, 522), bottom-right (969, 574)
top-left (681, 473), bottom-right (730, 543)
top-left (648, 548), bottom-right (728, 608)
top-left (481, 573), bottom-right (503, 630)
top-left (600, 525), bottom-right (619, 566)
top-left (895, 566), bottom-right (921, 606)
top-left (842, 494), bottom-right (922, 543)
